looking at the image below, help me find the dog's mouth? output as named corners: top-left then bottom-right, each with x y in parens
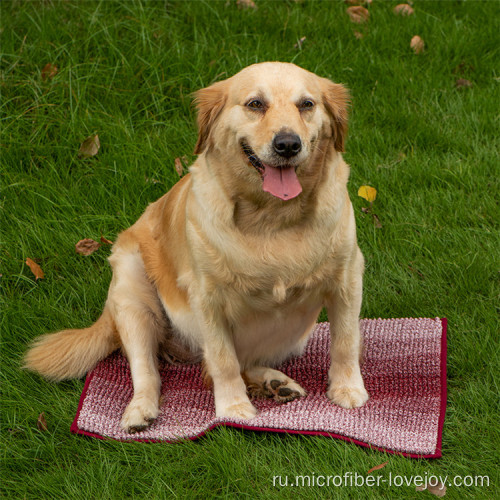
top-left (241, 142), bottom-right (302, 201)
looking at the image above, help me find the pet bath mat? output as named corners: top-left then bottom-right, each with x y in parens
top-left (72, 318), bottom-right (447, 458)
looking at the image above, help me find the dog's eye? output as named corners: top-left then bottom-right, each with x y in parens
top-left (299, 100), bottom-right (315, 110)
top-left (246, 99), bottom-right (264, 110)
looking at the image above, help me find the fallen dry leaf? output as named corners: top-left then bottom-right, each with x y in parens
top-left (372, 213), bottom-right (383, 229)
top-left (410, 35), bottom-right (425, 54)
top-left (174, 156), bottom-right (189, 177)
top-left (416, 481), bottom-right (447, 497)
top-left (358, 185), bottom-right (377, 202)
top-left (174, 157), bottom-right (184, 176)
top-left (75, 239), bottom-right (101, 256)
top-left (100, 236), bottom-right (113, 245)
top-left (455, 78), bottom-right (473, 89)
top-left (294, 36), bottom-right (307, 49)
top-left (345, 0), bottom-right (372, 5)
top-left (237, 0), bottom-right (257, 9)
top-left (367, 461), bottom-right (388, 474)
top-left (394, 4), bottom-right (414, 16)
top-left (347, 6), bottom-right (370, 24)
top-left (354, 31), bottom-right (364, 39)
top-left (41, 63), bottom-right (58, 80)
top-left (78, 134), bottom-right (100, 158)
top-left (26, 258), bottom-right (45, 280)
top-left (37, 412), bottom-right (48, 432)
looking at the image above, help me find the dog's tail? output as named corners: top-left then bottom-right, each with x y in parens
top-left (23, 307), bottom-right (120, 381)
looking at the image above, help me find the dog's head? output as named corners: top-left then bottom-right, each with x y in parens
top-left (194, 62), bottom-right (349, 201)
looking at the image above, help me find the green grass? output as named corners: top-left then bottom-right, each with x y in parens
top-left (1, 0), bottom-right (499, 498)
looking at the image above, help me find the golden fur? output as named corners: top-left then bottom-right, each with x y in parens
top-left (24, 62), bottom-right (369, 433)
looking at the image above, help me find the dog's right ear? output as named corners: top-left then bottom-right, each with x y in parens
top-left (193, 80), bottom-right (228, 155)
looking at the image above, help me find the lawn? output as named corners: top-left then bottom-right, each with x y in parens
top-left (1, 0), bottom-right (499, 498)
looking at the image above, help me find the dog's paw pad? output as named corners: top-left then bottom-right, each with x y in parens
top-left (246, 372), bottom-right (306, 403)
top-left (266, 379), bottom-right (305, 403)
top-left (270, 379), bottom-right (282, 390)
top-left (273, 384), bottom-right (302, 403)
top-left (127, 424), bottom-right (149, 434)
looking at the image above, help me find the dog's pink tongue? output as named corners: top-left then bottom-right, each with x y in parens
top-left (262, 165), bottom-right (302, 201)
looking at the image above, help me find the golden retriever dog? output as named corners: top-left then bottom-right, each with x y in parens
top-left (24, 62), bottom-right (369, 433)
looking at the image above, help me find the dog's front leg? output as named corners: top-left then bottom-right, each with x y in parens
top-left (325, 251), bottom-right (369, 409)
top-left (200, 313), bottom-right (257, 420)
top-left (108, 250), bottom-right (164, 434)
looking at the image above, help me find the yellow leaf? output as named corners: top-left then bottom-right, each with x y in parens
top-left (358, 185), bottom-right (377, 202)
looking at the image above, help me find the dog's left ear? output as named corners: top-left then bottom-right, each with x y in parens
top-left (193, 80), bottom-right (228, 155)
top-left (321, 80), bottom-right (350, 152)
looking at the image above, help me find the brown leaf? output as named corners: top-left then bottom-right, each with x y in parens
top-left (410, 35), bottom-right (425, 54)
top-left (78, 134), bottom-right (100, 158)
top-left (347, 6), bottom-right (369, 24)
top-left (354, 31), bottom-right (364, 39)
top-left (372, 213), bottom-right (383, 229)
top-left (294, 36), bottom-right (307, 49)
top-left (416, 481), bottom-right (447, 497)
top-left (174, 157), bottom-right (184, 176)
top-left (37, 412), bottom-right (48, 432)
top-left (26, 258), bottom-right (45, 280)
top-left (237, 0), bottom-right (257, 9)
top-left (367, 461), bottom-right (388, 474)
top-left (394, 4), bottom-right (414, 16)
top-left (75, 239), bottom-right (101, 256)
top-left (100, 236), bottom-right (113, 245)
top-left (455, 78), bottom-right (473, 89)
top-left (41, 63), bottom-right (58, 80)
top-left (174, 156), bottom-right (189, 176)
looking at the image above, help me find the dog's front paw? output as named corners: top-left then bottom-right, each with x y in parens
top-left (327, 385), bottom-right (369, 409)
top-left (217, 399), bottom-right (257, 420)
top-left (121, 395), bottom-right (160, 433)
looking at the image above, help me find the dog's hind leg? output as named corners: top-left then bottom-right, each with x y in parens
top-left (107, 246), bottom-right (166, 433)
top-left (243, 366), bottom-right (306, 403)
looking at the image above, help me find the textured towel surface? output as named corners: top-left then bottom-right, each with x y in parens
top-left (72, 318), bottom-right (447, 458)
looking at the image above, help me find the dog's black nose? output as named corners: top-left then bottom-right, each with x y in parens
top-left (273, 133), bottom-right (302, 158)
